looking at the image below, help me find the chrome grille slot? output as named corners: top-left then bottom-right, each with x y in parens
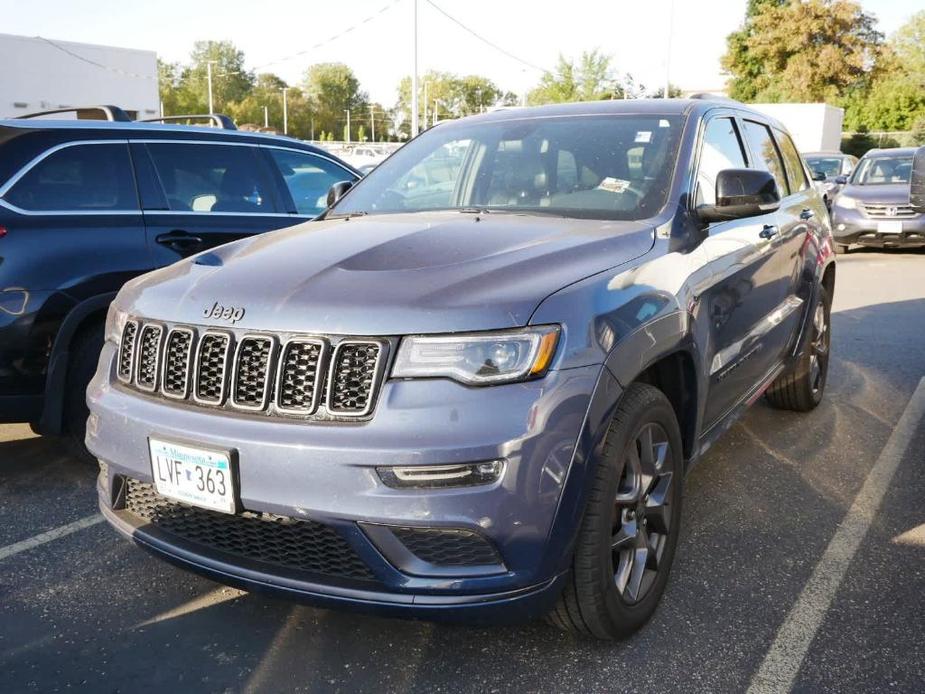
top-left (328, 341), bottom-right (384, 416)
top-left (194, 332), bottom-right (232, 405)
top-left (161, 328), bottom-right (194, 399)
top-left (277, 339), bottom-right (326, 415)
top-left (231, 335), bottom-right (275, 410)
top-left (135, 324), bottom-right (164, 392)
top-left (117, 320), bottom-right (138, 383)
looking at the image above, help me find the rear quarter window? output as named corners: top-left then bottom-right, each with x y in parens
top-left (2, 142), bottom-right (138, 212)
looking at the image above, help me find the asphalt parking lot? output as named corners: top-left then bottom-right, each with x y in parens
top-left (1, 248), bottom-right (924, 694)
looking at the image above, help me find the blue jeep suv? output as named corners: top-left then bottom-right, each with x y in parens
top-left (0, 113), bottom-right (358, 459)
top-left (87, 99), bottom-right (836, 638)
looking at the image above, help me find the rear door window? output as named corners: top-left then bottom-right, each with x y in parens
top-left (695, 117), bottom-right (748, 206)
top-left (742, 120), bottom-right (789, 197)
top-left (267, 149), bottom-right (355, 216)
top-left (145, 143), bottom-right (278, 213)
top-left (3, 143), bottom-right (138, 212)
top-left (774, 129), bottom-right (809, 193)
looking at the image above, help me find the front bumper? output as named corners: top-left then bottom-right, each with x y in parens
top-left (88, 340), bottom-right (601, 621)
top-left (831, 207), bottom-right (925, 248)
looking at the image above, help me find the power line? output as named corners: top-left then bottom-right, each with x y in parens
top-left (36, 36), bottom-right (156, 81)
top-left (253, 0), bottom-right (403, 72)
top-left (423, 0), bottom-right (548, 74)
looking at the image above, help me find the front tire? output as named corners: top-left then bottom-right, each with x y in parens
top-left (765, 285), bottom-right (831, 412)
top-left (63, 323), bottom-right (104, 464)
top-left (548, 383), bottom-right (684, 639)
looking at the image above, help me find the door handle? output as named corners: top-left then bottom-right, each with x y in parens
top-left (156, 230), bottom-right (204, 249)
top-left (759, 224), bottom-right (779, 239)
top-left (800, 208), bottom-right (815, 220)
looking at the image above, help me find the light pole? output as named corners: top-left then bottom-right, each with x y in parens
top-left (281, 87), bottom-right (290, 134)
top-left (344, 109), bottom-right (351, 142)
top-left (411, 0), bottom-right (419, 137)
top-left (370, 105), bottom-right (375, 142)
top-left (206, 60), bottom-right (217, 114)
top-left (476, 87), bottom-right (482, 114)
top-left (664, 0), bottom-right (675, 98)
top-left (263, 105), bottom-right (269, 128)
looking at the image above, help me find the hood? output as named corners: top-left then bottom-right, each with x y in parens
top-left (122, 211), bottom-right (655, 335)
top-left (839, 183), bottom-right (911, 204)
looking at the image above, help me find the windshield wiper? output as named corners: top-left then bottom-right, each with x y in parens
top-left (326, 211), bottom-right (368, 220)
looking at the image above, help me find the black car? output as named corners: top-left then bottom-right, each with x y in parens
top-left (0, 111), bottom-right (359, 458)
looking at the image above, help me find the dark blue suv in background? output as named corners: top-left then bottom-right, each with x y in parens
top-left (0, 112), bottom-right (358, 458)
top-left (88, 99), bottom-right (838, 638)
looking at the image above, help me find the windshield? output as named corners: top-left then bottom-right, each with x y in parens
top-left (331, 114), bottom-right (684, 221)
top-left (805, 156), bottom-right (843, 178)
top-left (851, 155), bottom-right (913, 185)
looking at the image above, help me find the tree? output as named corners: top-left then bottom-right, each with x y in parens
top-left (842, 11), bottom-right (925, 131)
top-left (302, 63), bottom-right (368, 142)
top-left (527, 50), bottom-right (622, 105)
top-left (179, 40), bottom-right (254, 113)
top-left (721, 0), bottom-right (882, 103)
top-left (394, 71), bottom-right (504, 137)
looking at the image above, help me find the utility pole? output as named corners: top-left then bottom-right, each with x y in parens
top-left (411, 0), bottom-right (419, 137)
top-left (664, 0), bottom-right (675, 98)
top-left (281, 87), bottom-right (290, 134)
top-left (433, 99), bottom-right (439, 126)
top-left (344, 109), bottom-right (351, 142)
top-left (370, 105), bottom-right (375, 142)
top-left (263, 105), bottom-right (269, 128)
top-left (311, 117), bottom-right (315, 141)
top-left (423, 80), bottom-right (428, 130)
top-left (206, 60), bottom-right (217, 114)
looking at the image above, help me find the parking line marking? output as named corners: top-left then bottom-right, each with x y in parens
top-left (0, 514), bottom-right (104, 562)
top-left (747, 377), bottom-right (925, 694)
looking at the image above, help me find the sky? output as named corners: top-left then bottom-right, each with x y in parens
top-left (1, 0), bottom-right (921, 106)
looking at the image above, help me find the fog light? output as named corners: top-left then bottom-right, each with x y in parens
top-left (377, 460), bottom-right (505, 489)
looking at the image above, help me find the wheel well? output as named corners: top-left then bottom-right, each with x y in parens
top-left (821, 262), bottom-right (835, 298)
top-left (634, 351), bottom-right (697, 461)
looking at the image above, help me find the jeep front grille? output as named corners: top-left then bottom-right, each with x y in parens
top-left (117, 320), bottom-right (387, 419)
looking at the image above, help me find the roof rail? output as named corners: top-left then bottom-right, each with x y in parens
top-left (138, 114), bottom-right (238, 130)
top-left (15, 105), bottom-right (133, 122)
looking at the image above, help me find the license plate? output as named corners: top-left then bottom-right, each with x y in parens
top-left (877, 220), bottom-right (903, 235)
top-left (149, 438), bottom-right (236, 514)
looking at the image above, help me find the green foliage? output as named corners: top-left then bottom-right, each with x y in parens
top-left (527, 50), bottom-right (621, 105)
top-left (395, 71), bottom-right (504, 136)
top-left (912, 117), bottom-right (925, 146)
top-left (303, 62), bottom-right (368, 140)
top-left (722, 0), bottom-right (882, 103)
top-left (357, 124), bottom-right (367, 142)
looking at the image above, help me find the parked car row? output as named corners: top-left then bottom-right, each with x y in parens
top-left (5, 99), bottom-right (924, 639)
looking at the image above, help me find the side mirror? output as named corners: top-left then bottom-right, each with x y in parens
top-left (698, 169), bottom-right (780, 223)
top-left (811, 170), bottom-right (827, 182)
top-left (326, 180), bottom-right (354, 208)
top-left (834, 175), bottom-right (848, 185)
top-left (911, 146), bottom-right (925, 213)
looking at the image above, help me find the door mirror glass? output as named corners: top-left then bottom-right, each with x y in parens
top-left (326, 180), bottom-right (354, 208)
top-left (911, 146), bottom-right (925, 213)
top-left (698, 168), bottom-right (780, 223)
top-left (811, 170), bottom-right (827, 182)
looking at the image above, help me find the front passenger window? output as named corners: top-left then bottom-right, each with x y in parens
top-left (742, 120), bottom-right (789, 198)
top-left (695, 118), bottom-right (747, 206)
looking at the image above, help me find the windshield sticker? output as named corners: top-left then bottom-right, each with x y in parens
top-left (659, 119), bottom-right (670, 128)
top-left (635, 131), bottom-right (652, 143)
top-left (598, 177), bottom-right (631, 194)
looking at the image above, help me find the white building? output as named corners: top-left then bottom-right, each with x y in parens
top-left (0, 33), bottom-right (158, 119)
top-left (750, 103), bottom-right (844, 152)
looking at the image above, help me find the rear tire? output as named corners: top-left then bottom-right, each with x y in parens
top-left (63, 323), bottom-right (104, 465)
top-left (765, 285), bottom-right (831, 412)
top-left (548, 383), bottom-right (684, 639)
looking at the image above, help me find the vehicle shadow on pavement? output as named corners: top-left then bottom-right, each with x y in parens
top-left (2, 299), bottom-right (923, 693)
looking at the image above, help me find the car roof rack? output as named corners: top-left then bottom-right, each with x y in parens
top-left (138, 114), bottom-right (238, 130)
top-left (15, 105), bottom-right (133, 122)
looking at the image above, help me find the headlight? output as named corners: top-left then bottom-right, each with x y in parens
top-left (834, 195), bottom-right (856, 210)
top-left (392, 325), bottom-right (560, 385)
top-left (104, 304), bottom-right (129, 344)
